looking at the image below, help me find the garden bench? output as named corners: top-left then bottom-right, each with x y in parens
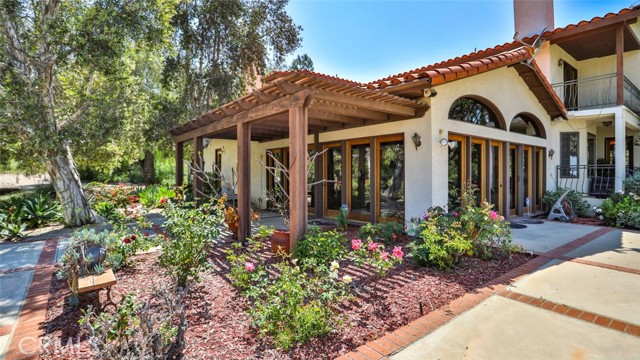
top-left (78, 269), bottom-right (117, 311)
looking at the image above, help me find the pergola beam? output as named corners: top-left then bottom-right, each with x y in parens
top-left (275, 80), bottom-right (417, 117)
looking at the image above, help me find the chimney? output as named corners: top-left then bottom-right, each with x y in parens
top-left (514, 0), bottom-right (554, 39)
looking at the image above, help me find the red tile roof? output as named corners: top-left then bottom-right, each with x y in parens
top-left (534, 5), bottom-right (640, 40)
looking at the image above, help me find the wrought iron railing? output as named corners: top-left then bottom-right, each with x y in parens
top-left (556, 164), bottom-right (640, 196)
top-left (551, 74), bottom-right (640, 115)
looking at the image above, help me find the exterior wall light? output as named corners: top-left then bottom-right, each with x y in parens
top-left (438, 138), bottom-right (449, 147)
top-left (412, 132), bottom-right (422, 149)
top-left (548, 149), bottom-right (555, 159)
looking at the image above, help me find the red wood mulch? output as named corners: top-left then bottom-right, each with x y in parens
top-left (41, 233), bottom-right (531, 360)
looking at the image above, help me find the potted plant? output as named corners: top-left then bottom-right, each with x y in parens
top-left (265, 186), bottom-right (291, 254)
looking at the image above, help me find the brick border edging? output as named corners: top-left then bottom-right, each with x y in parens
top-left (5, 238), bottom-right (59, 360)
top-left (336, 227), bottom-right (614, 360)
top-left (497, 289), bottom-right (640, 337)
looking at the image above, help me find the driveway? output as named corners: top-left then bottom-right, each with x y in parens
top-left (390, 224), bottom-right (640, 359)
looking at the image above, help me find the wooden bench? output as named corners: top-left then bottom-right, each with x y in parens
top-left (78, 268), bottom-right (117, 311)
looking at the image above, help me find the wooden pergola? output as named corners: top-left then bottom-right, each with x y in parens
top-left (169, 71), bottom-right (428, 248)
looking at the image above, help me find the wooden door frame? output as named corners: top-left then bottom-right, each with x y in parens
top-left (323, 142), bottom-right (343, 217)
top-left (375, 134), bottom-right (405, 223)
top-left (346, 138), bottom-right (373, 221)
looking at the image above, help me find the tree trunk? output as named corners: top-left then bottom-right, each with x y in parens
top-left (44, 145), bottom-right (96, 227)
top-left (142, 150), bottom-right (156, 184)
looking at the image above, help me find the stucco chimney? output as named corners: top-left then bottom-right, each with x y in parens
top-left (514, 0), bottom-right (554, 38)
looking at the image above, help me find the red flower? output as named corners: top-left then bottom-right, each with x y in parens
top-left (160, 197), bottom-right (167, 204)
top-left (131, 235), bottom-right (137, 240)
top-left (144, 232), bottom-right (149, 237)
top-left (124, 238), bottom-right (131, 244)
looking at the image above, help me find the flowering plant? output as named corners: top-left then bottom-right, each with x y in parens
top-left (336, 204), bottom-right (349, 231)
top-left (350, 237), bottom-right (403, 277)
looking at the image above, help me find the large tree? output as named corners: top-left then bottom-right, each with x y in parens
top-left (164, 0), bottom-right (302, 118)
top-left (0, 0), bottom-right (176, 225)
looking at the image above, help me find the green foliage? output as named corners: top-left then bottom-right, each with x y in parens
top-left (600, 191), bottom-right (640, 228)
top-left (624, 173), bottom-right (640, 195)
top-left (409, 185), bottom-right (517, 271)
top-left (409, 215), bottom-right (472, 271)
top-left (137, 185), bottom-right (176, 208)
top-left (289, 54), bottom-right (314, 71)
top-left (93, 202), bottom-right (125, 223)
top-left (542, 187), bottom-right (590, 217)
top-left (358, 222), bottom-right (404, 243)
top-left (0, 192), bottom-right (61, 240)
top-left (160, 200), bottom-right (224, 287)
top-left (294, 227), bottom-right (347, 268)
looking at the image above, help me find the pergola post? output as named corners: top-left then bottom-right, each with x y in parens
top-left (289, 101), bottom-right (310, 250)
top-left (237, 122), bottom-right (252, 241)
top-left (175, 141), bottom-right (184, 186)
top-left (193, 136), bottom-right (204, 202)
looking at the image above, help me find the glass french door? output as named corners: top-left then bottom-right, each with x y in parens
top-left (348, 140), bottom-right (371, 221)
top-left (323, 143), bottom-right (343, 217)
top-left (509, 145), bottom-right (543, 215)
top-left (448, 135), bottom-right (465, 209)
top-left (489, 141), bottom-right (503, 214)
top-left (377, 135), bottom-right (405, 222)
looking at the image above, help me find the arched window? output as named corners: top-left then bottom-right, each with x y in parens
top-left (510, 113), bottom-right (546, 138)
top-left (448, 96), bottom-right (505, 129)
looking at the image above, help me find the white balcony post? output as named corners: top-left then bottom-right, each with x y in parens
top-left (615, 110), bottom-right (625, 192)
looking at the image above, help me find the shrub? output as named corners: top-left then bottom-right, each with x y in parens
top-left (409, 185), bottom-right (516, 271)
top-left (93, 201), bottom-right (124, 223)
top-left (542, 187), bottom-right (590, 217)
top-left (160, 200), bottom-right (224, 287)
top-left (624, 173), bottom-right (640, 195)
top-left (137, 185), bottom-right (176, 208)
top-left (0, 192), bottom-right (61, 240)
top-left (79, 288), bottom-right (186, 359)
top-left (600, 191), bottom-right (640, 228)
top-left (247, 262), bottom-right (346, 350)
top-left (358, 222), bottom-right (403, 243)
top-left (349, 237), bottom-right (404, 277)
top-left (294, 227), bottom-right (347, 268)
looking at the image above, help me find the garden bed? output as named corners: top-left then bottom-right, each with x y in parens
top-left (42, 233), bottom-right (531, 360)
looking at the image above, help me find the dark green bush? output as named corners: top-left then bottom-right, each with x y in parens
top-left (294, 227), bottom-right (347, 267)
top-left (358, 222), bottom-right (403, 243)
top-left (542, 187), bottom-right (590, 217)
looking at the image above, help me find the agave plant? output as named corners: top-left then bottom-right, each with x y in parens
top-left (23, 194), bottom-right (61, 227)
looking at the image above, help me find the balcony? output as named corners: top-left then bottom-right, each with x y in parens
top-left (556, 164), bottom-right (639, 196)
top-left (551, 74), bottom-right (640, 115)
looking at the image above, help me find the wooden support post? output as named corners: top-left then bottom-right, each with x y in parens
top-left (502, 142), bottom-right (510, 220)
top-left (237, 122), bottom-right (252, 241)
top-left (369, 137), bottom-right (378, 224)
top-left (616, 25), bottom-right (624, 106)
top-left (175, 141), bottom-right (184, 186)
top-left (516, 145), bottom-right (524, 217)
top-left (289, 104), bottom-right (309, 250)
top-left (193, 136), bottom-right (204, 202)
top-left (314, 132), bottom-right (324, 219)
top-left (341, 141), bottom-right (348, 206)
top-left (484, 139), bottom-right (491, 204)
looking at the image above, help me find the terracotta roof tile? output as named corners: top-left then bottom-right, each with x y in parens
top-left (263, 69), bottom-right (362, 87)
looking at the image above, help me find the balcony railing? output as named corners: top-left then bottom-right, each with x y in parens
top-left (556, 164), bottom-right (640, 196)
top-left (551, 74), bottom-right (640, 115)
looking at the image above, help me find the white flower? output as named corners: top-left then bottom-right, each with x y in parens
top-left (330, 261), bottom-right (340, 271)
top-left (292, 258), bottom-right (298, 265)
top-left (329, 271), bottom-right (338, 279)
top-left (342, 275), bottom-right (353, 284)
top-left (599, 215), bottom-right (604, 220)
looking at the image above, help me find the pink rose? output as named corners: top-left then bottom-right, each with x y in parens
top-left (381, 251), bottom-right (389, 261)
top-left (489, 211), bottom-right (498, 220)
top-left (244, 262), bottom-right (255, 272)
top-left (452, 211), bottom-right (459, 217)
top-left (392, 246), bottom-right (404, 260)
top-left (351, 239), bottom-right (362, 251)
top-left (368, 242), bottom-right (379, 251)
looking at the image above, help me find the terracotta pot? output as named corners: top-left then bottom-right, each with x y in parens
top-left (270, 230), bottom-right (291, 254)
top-left (227, 222), bottom-right (239, 239)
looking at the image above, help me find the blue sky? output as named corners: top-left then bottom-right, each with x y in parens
top-left (285, 0), bottom-right (637, 83)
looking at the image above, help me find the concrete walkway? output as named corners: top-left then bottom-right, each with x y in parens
top-left (388, 223), bottom-right (640, 359)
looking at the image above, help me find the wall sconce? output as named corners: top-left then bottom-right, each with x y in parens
top-left (557, 59), bottom-right (564, 67)
top-left (412, 132), bottom-right (422, 150)
top-left (439, 138), bottom-right (449, 147)
top-left (548, 149), bottom-right (555, 159)
top-left (602, 121), bottom-right (613, 127)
